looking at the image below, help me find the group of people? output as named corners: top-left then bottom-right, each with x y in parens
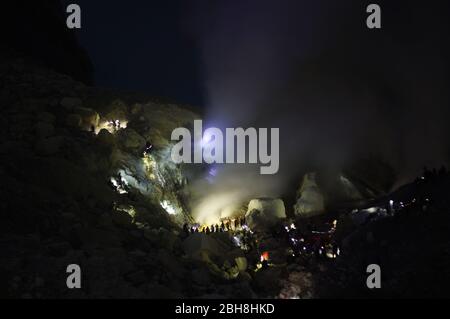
top-left (183, 216), bottom-right (247, 235)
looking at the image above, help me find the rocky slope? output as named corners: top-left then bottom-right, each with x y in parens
top-left (0, 50), bottom-right (258, 298)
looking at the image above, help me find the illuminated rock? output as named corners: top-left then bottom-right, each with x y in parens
top-left (294, 172), bottom-right (325, 218)
top-left (245, 198), bottom-right (286, 231)
top-left (74, 106), bottom-right (100, 128)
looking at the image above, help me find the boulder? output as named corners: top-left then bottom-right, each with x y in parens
top-left (97, 128), bottom-right (115, 146)
top-left (245, 198), bottom-right (286, 232)
top-left (234, 257), bottom-right (248, 272)
top-left (294, 172), bottom-right (325, 218)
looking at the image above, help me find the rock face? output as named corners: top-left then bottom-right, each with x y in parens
top-left (246, 198), bottom-right (286, 232)
top-left (294, 172), bottom-right (325, 218)
top-left (118, 128), bottom-right (146, 151)
top-left (0, 43), bottom-right (204, 298)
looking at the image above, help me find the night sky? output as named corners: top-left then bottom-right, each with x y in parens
top-left (64, 0), bottom-right (204, 105)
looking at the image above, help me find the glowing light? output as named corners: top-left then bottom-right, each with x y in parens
top-left (110, 177), bottom-right (128, 194)
top-left (95, 119), bottom-right (128, 134)
top-left (260, 251), bottom-right (270, 262)
top-left (232, 236), bottom-right (242, 247)
top-left (161, 200), bottom-right (176, 215)
top-left (116, 205), bottom-right (136, 218)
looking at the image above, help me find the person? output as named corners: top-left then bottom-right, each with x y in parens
top-left (183, 223), bottom-right (189, 236)
top-left (205, 226), bottom-right (210, 234)
top-left (220, 222), bottom-right (225, 232)
top-left (144, 141), bottom-right (153, 156)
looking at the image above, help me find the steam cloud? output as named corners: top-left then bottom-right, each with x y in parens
top-left (183, 0), bottom-right (450, 223)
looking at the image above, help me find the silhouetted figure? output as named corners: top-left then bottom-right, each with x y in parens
top-left (205, 226), bottom-right (210, 234)
top-left (183, 223), bottom-right (189, 236)
top-left (144, 141), bottom-right (153, 155)
top-left (90, 125), bottom-right (95, 134)
top-left (234, 219), bottom-right (238, 229)
top-left (220, 222), bottom-right (225, 232)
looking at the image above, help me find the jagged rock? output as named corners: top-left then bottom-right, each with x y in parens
top-left (35, 136), bottom-right (64, 155)
top-left (245, 198), bottom-right (286, 232)
top-left (294, 172), bottom-right (325, 218)
top-left (60, 97), bottom-right (82, 111)
top-left (97, 128), bottom-right (115, 146)
top-left (35, 122), bottom-right (54, 138)
top-left (66, 114), bottom-right (82, 127)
